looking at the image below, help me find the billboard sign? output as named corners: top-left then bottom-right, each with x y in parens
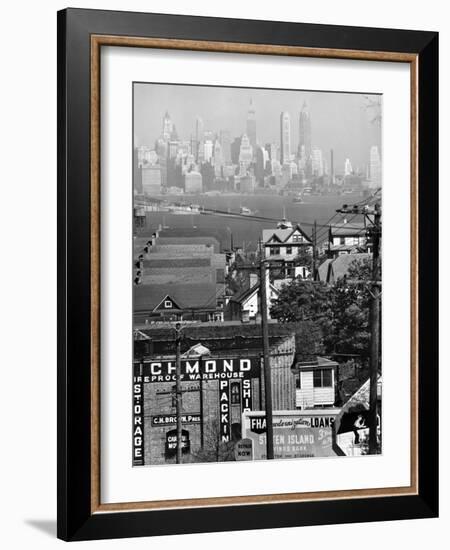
top-left (242, 410), bottom-right (341, 460)
top-left (134, 356), bottom-right (261, 383)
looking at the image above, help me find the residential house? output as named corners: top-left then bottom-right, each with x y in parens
top-left (134, 282), bottom-right (225, 324)
top-left (262, 222), bottom-right (312, 283)
top-left (328, 222), bottom-right (368, 257)
top-left (228, 276), bottom-right (279, 321)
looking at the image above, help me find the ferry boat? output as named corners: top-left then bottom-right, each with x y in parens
top-left (240, 206), bottom-right (254, 215)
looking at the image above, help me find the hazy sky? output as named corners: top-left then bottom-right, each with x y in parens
top-left (134, 83), bottom-right (381, 172)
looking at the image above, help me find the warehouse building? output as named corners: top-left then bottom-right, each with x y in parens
top-left (133, 321), bottom-right (297, 465)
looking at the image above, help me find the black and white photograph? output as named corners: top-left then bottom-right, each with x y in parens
top-left (132, 83), bottom-right (382, 466)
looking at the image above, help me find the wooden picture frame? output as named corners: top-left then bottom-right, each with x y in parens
top-left (57, 8), bottom-right (438, 541)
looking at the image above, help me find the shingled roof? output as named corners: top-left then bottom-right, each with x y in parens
top-left (134, 283), bottom-right (223, 312)
top-left (317, 253), bottom-right (371, 284)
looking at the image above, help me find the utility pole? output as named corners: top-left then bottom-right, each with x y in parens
top-left (336, 202), bottom-right (381, 454)
top-left (368, 203), bottom-right (381, 454)
top-left (175, 322), bottom-right (183, 464)
top-left (311, 219), bottom-right (317, 280)
top-left (259, 240), bottom-right (274, 459)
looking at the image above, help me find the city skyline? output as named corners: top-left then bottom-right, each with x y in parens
top-left (134, 83), bottom-right (382, 173)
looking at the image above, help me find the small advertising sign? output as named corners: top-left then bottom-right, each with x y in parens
top-left (234, 438), bottom-right (253, 461)
top-left (165, 429), bottom-right (190, 456)
top-left (151, 414), bottom-right (201, 426)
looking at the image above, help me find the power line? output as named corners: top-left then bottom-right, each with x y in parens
top-left (198, 207), bottom-right (366, 233)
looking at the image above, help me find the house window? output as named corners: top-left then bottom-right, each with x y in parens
top-left (313, 369), bottom-right (333, 388)
top-left (270, 247), bottom-right (280, 255)
top-left (340, 237), bottom-right (346, 245)
top-left (295, 376), bottom-right (301, 389)
top-left (231, 382), bottom-right (241, 405)
top-left (292, 234), bottom-right (303, 243)
top-left (286, 246), bottom-right (292, 255)
top-left (164, 299), bottom-right (173, 308)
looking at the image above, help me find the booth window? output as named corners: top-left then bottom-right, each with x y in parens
top-left (313, 368), bottom-right (333, 388)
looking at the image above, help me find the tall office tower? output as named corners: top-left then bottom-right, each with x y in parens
top-left (344, 158), bottom-right (353, 176)
top-left (239, 133), bottom-right (253, 167)
top-left (219, 130), bottom-right (232, 164)
top-left (136, 145), bottom-right (153, 167)
top-left (142, 164), bottom-right (162, 195)
top-left (195, 117), bottom-right (204, 162)
top-left (255, 146), bottom-right (266, 184)
top-left (204, 140), bottom-right (214, 163)
top-left (133, 147), bottom-right (143, 194)
top-left (246, 99), bottom-right (257, 153)
top-left (269, 143), bottom-right (279, 162)
top-left (213, 140), bottom-right (223, 176)
top-left (369, 145), bottom-right (382, 187)
top-left (330, 149), bottom-right (335, 183)
top-left (280, 112), bottom-right (291, 165)
top-left (230, 137), bottom-right (242, 165)
top-left (312, 149), bottom-right (324, 177)
top-left (162, 111), bottom-right (174, 141)
top-left (298, 101), bottom-right (312, 159)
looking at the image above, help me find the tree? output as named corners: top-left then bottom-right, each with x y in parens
top-left (189, 419), bottom-right (235, 463)
top-left (294, 247), bottom-right (312, 268)
top-left (270, 279), bottom-right (329, 323)
top-left (271, 257), bottom-right (373, 359)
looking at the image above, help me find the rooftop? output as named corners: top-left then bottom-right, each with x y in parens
top-left (330, 223), bottom-right (366, 237)
top-left (134, 283), bottom-right (223, 312)
top-left (317, 253), bottom-right (372, 283)
top-left (133, 321), bottom-right (296, 357)
top-left (262, 224), bottom-right (312, 245)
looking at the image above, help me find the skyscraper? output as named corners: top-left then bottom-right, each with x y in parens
top-left (195, 116), bottom-right (204, 162)
top-left (344, 158), bottom-right (353, 176)
top-left (239, 133), bottom-right (253, 168)
top-left (369, 145), bottom-right (382, 187)
top-left (312, 149), bottom-right (324, 177)
top-left (246, 99), bottom-right (257, 154)
top-left (298, 101), bottom-right (312, 160)
top-left (330, 149), bottom-right (335, 184)
top-left (219, 130), bottom-right (232, 164)
top-left (280, 112), bottom-right (291, 165)
top-left (162, 111), bottom-right (173, 141)
top-left (213, 140), bottom-right (223, 176)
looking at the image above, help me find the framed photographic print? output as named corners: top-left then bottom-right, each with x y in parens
top-left (57, 8), bottom-right (438, 541)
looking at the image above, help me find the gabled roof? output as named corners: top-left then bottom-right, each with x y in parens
top-left (230, 282), bottom-right (279, 305)
top-left (262, 224), bottom-right (312, 245)
top-left (328, 253), bottom-right (371, 283)
top-left (153, 294), bottom-right (182, 312)
top-left (317, 253), bottom-right (371, 284)
top-left (134, 283), bottom-right (220, 312)
top-left (317, 259), bottom-right (332, 282)
top-left (266, 233), bottom-right (283, 243)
